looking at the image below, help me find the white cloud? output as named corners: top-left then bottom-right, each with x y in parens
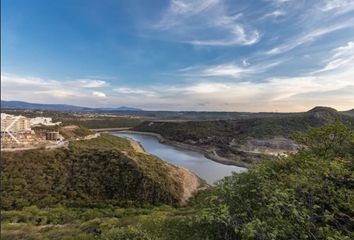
top-left (262, 10), bottom-right (286, 19)
top-left (1, 73), bottom-right (59, 86)
top-left (202, 64), bottom-right (252, 77)
top-left (264, 0), bottom-right (291, 4)
top-left (320, 0), bottom-right (354, 13)
top-left (149, 0), bottom-right (260, 46)
top-left (1, 73), bottom-right (106, 103)
top-left (242, 59), bottom-right (250, 67)
top-left (109, 41), bottom-right (354, 111)
top-left (187, 83), bottom-right (230, 94)
top-left (92, 91), bottom-right (107, 98)
top-left (113, 87), bottom-right (156, 97)
top-left (177, 60), bottom-right (281, 78)
top-left (3, 67), bottom-right (352, 111)
top-left (2, 40), bottom-right (353, 112)
top-left (78, 79), bottom-right (107, 88)
top-left (34, 90), bottom-right (78, 98)
top-left (155, 0), bottom-right (219, 29)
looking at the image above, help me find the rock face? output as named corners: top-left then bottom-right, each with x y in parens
top-left (165, 165), bottom-right (203, 205)
top-left (237, 137), bottom-right (300, 156)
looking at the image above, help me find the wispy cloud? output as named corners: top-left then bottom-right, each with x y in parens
top-left (113, 87), bottom-right (156, 97)
top-left (106, 42), bottom-right (354, 111)
top-left (314, 41), bottom-right (354, 73)
top-left (1, 73), bottom-right (108, 103)
top-left (154, 0), bottom-right (219, 29)
top-left (319, 0), bottom-right (354, 13)
top-left (177, 60), bottom-right (281, 78)
top-left (187, 83), bottom-right (230, 94)
top-left (148, 0), bottom-right (260, 46)
top-left (264, 0), bottom-right (291, 4)
top-left (2, 0), bottom-right (354, 111)
top-left (262, 10), bottom-right (286, 19)
top-left (265, 21), bottom-right (354, 55)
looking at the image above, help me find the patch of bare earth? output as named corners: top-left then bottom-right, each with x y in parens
top-left (169, 166), bottom-right (202, 205)
top-left (128, 139), bottom-right (146, 153)
top-left (61, 125), bottom-right (79, 130)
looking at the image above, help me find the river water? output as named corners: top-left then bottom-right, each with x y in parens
top-left (113, 132), bottom-right (247, 185)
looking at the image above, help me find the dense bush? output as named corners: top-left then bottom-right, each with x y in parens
top-left (1, 122), bottom-right (353, 239)
top-left (1, 135), bottom-right (183, 210)
top-left (63, 118), bottom-right (143, 129)
top-left (134, 108), bottom-right (354, 165)
top-left (188, 121), bottom-right (354, 239)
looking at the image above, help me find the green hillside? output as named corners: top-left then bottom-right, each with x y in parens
top-left (187, 121), bottom-right (354, 239)
top-left (1, 121), bottom-right (353, 240)
top-left (134, 107), bottom-right (354, 165)
top-left (1, 135), bottom-right (192, 210)
top-left (342, 109), bottom-right (354, 117)
top-left (134, 107), bottom-right (349, 141)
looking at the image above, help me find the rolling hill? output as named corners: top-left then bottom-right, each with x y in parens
top-left (1, 135), bottom-right (203, 209)
top-left (133, 107), bottom-right (354, 166)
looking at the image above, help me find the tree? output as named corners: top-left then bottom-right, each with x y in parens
top-left (189, 121), bottom-right (354, 239)
top-left (291, 121), bottom-right (353, 159)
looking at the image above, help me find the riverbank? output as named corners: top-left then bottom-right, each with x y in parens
top-left (119, 134), bottom-right (206, 204)
top-left (91, 127), bottom-right (131, 132)
top-left (115, 130), bottom-right (251, 169)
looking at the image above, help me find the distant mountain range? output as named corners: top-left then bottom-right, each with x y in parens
top-left (1, 100), bottom-right (143, 111)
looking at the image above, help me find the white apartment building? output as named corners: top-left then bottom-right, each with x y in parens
top-left (1, 113), bottom-right (31, 133)
top-left (30, 117), bottom-right (61, 126)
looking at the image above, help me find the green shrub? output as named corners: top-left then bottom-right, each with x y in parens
top-left (101, 225), bottom-right (154, 240)
top-left (1, 135), bottom-right (184, 210)
top-left (188, 122), bottom-right (354, 239)
top-left (1, 223), bottom-right (44, 240)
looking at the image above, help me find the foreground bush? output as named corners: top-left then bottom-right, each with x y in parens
top-left (190, 121), bottom-right (354, 239)
top-left (1, 122), bottom-right (353, 239)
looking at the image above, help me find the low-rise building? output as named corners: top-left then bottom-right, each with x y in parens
top-left (30, 117), bottom-right (61, 126)
top-left (45, 131), bottom-right (62, 141)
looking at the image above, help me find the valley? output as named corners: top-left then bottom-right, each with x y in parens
top-left (133, 107), bottom-right (354, 166)
top-left (114, 132), bottom-right (246, 184)
top-left (1, 106), bottom-right (353, 239)
top-left (3, 1), bottom-right (354, 238)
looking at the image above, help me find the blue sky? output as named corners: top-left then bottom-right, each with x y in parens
top-left (2, 0), bottom-right (354, 111)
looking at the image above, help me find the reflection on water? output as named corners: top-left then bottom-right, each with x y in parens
top-left (113, 132), bottom-right (247, 185)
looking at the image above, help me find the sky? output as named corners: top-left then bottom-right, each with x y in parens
top-left (1, 0), bottom-right (354, 112)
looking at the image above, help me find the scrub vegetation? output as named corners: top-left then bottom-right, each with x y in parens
top-left (1, 135), bottom-right (186, 210)
top-left (134, 107), bottom-right (354, 165)
top-left (1, 121), bottom-right (353, 239)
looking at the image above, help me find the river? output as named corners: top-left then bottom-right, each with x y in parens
top-left (113, 132), bottom-right (247, 185)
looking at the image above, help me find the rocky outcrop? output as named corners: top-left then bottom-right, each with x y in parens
top-left (236, 137), bottom-right (300, 156)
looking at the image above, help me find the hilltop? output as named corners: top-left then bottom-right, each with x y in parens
top-left (342, 108), bottom-right (354, 117)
